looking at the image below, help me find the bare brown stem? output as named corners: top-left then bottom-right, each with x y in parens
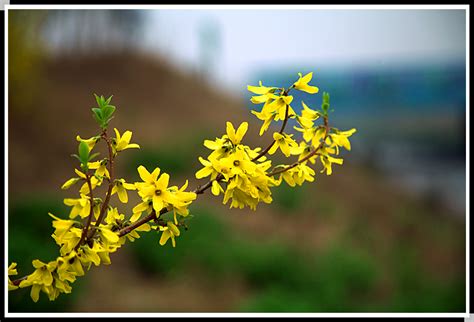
top-left (74, 174), bottom-right (95, 251)
top-left (193, 173), bottom-right (224, 195)
top-left (89, 129), bottom-right (115, 238)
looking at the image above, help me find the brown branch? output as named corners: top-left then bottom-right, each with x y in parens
top-left (118, 209), bottom-right (162, 237)
top-left (11, 276), bottom-right (27, 287)
top-left (193, 173), bottom-right (224, 195)
top-left (89, 129), bottom-right (115, 238)
top-left (74, 174), bottom-right (95, 251)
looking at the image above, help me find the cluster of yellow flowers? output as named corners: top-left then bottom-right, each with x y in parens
top-left (196, 72), bottom-right (356, 210)
top-left (196, 121), bottom-right (276, 210)
top-left (8, 73), bottom-right (356, 303)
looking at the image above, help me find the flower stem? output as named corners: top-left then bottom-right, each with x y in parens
top-left (75, 174), bottom-right (94, 250)
top-left (89, 129), bottom-right (115, 238)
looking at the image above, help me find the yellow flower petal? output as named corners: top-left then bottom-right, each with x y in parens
top-left (61, 178), bottom-right (80, 190)
top-left (137, 165), bottom-right (152, 183)
top-left (159, 230), bottom-right (171, 246)
top-left (117, 187), bottom-right (128, 203)
top-left (100, 227), bottom-right (119, 244)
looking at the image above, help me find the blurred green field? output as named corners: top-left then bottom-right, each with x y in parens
top-left (8, 176), bottom-right (465, 312)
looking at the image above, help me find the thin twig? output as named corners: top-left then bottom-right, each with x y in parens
top-left (74, 174), bottom-right (95, 250)
top-left (89, 129), bottom-right (115, 237)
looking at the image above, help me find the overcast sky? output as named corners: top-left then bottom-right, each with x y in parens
top-left (141, 8), bottom-right (466, 90)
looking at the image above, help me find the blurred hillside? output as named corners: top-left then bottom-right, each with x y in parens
top-left (8, 52), bottom-right (256, 196)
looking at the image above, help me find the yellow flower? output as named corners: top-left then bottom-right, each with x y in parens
top-left (88, 159), bottom-right (110, 179)
top-left (329, 128), bottom-right (357, 151)
top-left (195, 156), bottom-right (219, 180)
top-left (19, 259), bottom-right (58, 302)
top-left (97, 226), bottom-right (120, 245)
top-left (105, 207), bottom-right (125, 226)
top-left (56, 253), bottom-right (81, 283)
top-left (64, 194), bottom-right (91, 219)
top-left (54, 227), bottom-right (82, 255)
top-left (294, 163), bottom-right (316, 186)
top-left (64, 251), bottom-right (85, 277)
top-left (211, 180), bottom-right (224, 196)
top-left (8, 262), bottom-right (18, 291)
top-left (223, 180), bottom-right (255, 210)
top-left (77, 242), bottom-right (108, 267)
top-left (242, 145), bottom-right (267, 161)
top-left (124, 223), bottom-right (151, 242)
top-left (76, 135), bottom-right (100, 151)
top-left (112, 128), bottom-right (140, 153)
top-left (159, 221), bottom-right (180, 247)
top-left (111, 178), bottom-right (136, 203)
top-left (136, 165), bottom-right (161, 186)
top-left (131, 199), bottom-right (153, 223)
top-left (320, 154), bottom-right (344, 175)
top-left (150, 173), bottom-right (173, 212)
top-left (135, 166), bottom-right (175, 213)
top-left (48, 213), bottom-right (77, 240)
top-left (265, 94), bottom-right (295, 122)
top-left (293, 141), bottom-right (317, 164)
top-left (268, 132), bottom-right (298, 157)
top-left (8, 262), bottom-right (18, 276)
top-left (296, 101), bottom-right (320, 129)
top-left (168, 180), bottom-right (197, 212)
top-left (61, 177), bottom-right (80, 190)
top-left (225, 121), bottom-right (248, 145)
top-left (219, 149), bottom-right (257, 178)
top-left (251, 107), bottom-right (276, 136)
top-left (295, 124), bottom-right (326, 148)
top-left (221, 161), bottom-right (274, 211)
top-left (293, 72), bottom-right (319, 94)
top-left (80, 177), bottom-right (102, 195)
top-left (247, 81), bottom-right (277, 104)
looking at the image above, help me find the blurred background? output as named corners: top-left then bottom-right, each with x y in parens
top-left (8, 8), bottom-right (466, 313)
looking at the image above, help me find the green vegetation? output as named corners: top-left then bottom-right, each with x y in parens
top-left (271, 183), bottom-right (307, 212)
top-left (127, 205), bottom-right (465, 312)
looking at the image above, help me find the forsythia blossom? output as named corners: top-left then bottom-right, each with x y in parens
top-left (9, 73), bottom-right (356, 303)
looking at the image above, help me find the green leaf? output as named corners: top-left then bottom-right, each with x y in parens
top-left (92, 107), bottom-right (103, 124)
top-left (102, 105), bottom-right (116, 120)
top-left (106, 115), bottom-right (115, 125)
top-left (105, 95), bottom-right (113, 105)
top-left (89, 152), bottom-right (101, 162)
top-left (78, 141), bottom-right (90, 164)
top-left (92, 94), bottom-right (116, 129)
top-left (94, 94), bottom-right (102, 107)
top-left (321, 92), bottom-right (330, 115)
